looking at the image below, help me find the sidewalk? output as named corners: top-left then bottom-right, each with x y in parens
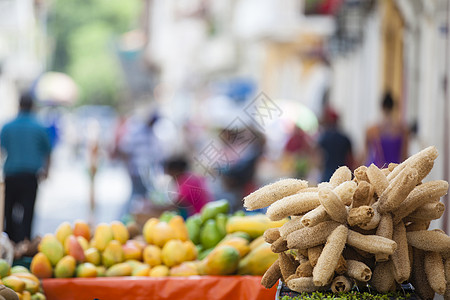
top-left (32, 143), bottom-right (130, 237)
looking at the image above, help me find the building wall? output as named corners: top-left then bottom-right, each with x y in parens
top-left (330, 5), bottom-right (382, 157)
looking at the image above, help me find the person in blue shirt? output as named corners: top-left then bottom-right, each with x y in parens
top-left (0, 93), bottom-right (52, 243)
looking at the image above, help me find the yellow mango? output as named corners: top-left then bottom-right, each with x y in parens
top-left (142, 218), bottom-right (159, 244)
top-left (77, 236), bottom-right (89, 251)
top-left (54, 255), bottom-right (76, 278)
top-left (149, 265), bottom-right (169, 277)
top-left (76, 263), bottom-right (97, 278)
top-left (21, 278), bottom-right (39, 294)
top-left (122, 240), bottom-right (142, 261)
top-left (111, 221), bottom-right (129, 244)
top-left (22, 291), bottom-right (31, 300)
top-left (96, 266), bottom-right (106, 277)
top-left (84, 248), bottom-right (101, 266)
top-left (168, 216), bottom-right (189, 241)
top-left (131, 264), bottom-right (150, 276)
top-left (2, 276), bottom-right (25, 293)
top-left (93, 223), bottom-right (114, 251)
top-left (12, 273), bottom-right (39, 286)
top-left (161, 240), bottom-right (187, 267)
top-left (169, 262), bottom-right (199, 276)
top-left (30, 253), bottom-right (52, 279)
top-left (105, 263), bottom-right (132, 277)
top-left (150, 222), bottom-right (177, 248)
top-left (38, 234), bottom-right (64, 266)
top-left (182, 241), bottom-right (198, 261)
top-left (124, 259), bottom-right (143, 270)
top-left (102, 240), bottom-right (124, 268)
top-left (73, 220), bottom-right (91, 241)
top-left (55, 221), bottom-right (73, 246)
top-left (143, 245), bottom-right (162, 267)
top-left (64, 235), bottom-right (85, 263)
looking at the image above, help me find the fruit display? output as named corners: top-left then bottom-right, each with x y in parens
top-left (0, 258), bottom-right (46, 299)
top-left (185, 199), bottom-right (286, 259)
top-left (243, 146), bottom-right (450, 299)
top-left (27, 197), bottom-right (287, 281)
top-left (29, 217), bottom-right (196, 278)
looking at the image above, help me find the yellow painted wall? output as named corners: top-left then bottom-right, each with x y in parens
top-left (380, 0), bottom-right (404, 116)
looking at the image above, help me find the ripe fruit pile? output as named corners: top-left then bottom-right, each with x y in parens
top-left (0, 259), bottom-right (46, 299)
top-left (185, 199), bottom-right (286, 260)
top-left (30, 218), bottom-right (198, 278)
top-left (28, 209), bottom-right (286, 278)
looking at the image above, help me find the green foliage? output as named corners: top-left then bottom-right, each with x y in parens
top-left (47, 0), bottom-right (142, 106)
top-left (280, 290), bottom-right (413, 300)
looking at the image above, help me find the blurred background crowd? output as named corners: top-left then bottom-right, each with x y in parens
top-left (0, 0), bottom-right (449, 240)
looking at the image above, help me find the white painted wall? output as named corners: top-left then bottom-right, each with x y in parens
top-left (330, 8), bottom-right (382, 157)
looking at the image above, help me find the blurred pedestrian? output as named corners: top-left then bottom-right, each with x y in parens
top-left (0, 93), bottom-right (52, 243)
top-left (217, 126), bottom-right (265, 212)
top-left (284, 125), bottom-right (315, 179)
top-left (117, 112), bottom-right (164, 215)
top-left (317, 106), bottom-right (354, 182)
top-left (164, 156), bottom-right (211, 219)
top-left (362, 92), bottom-right (409, 167)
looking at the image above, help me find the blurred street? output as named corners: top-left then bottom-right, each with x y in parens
top-left (33, 141), bottom-right (130, 236)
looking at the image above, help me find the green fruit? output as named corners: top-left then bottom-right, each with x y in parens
top-left (105, 263), bottom-right (132, 277)
top-left (200, 199), bottom-right (229, 223)
top-left (226, 231), bottom-right (251, 242)
top-left (10, 265), bottom-right (29, 274)
top-left (186, 215), bottom-right (202, 244)
top-left (195, 244), bottom-right (204, 254)
top-left (159, 211), bottom-right (177, 223)
top-left (202, 245), bottom-right (240, 275)
top-left (54, 256), bottom-right (76, 278)
top-left (198, 248), bottom-right (213, 260)
top-left (233, 210), bottom-right (245, 217)
top-left (31, 292), bottom-right (47, 300)
top-left (200, 219), bottom-right (223, 249)
top-left (0, 259), bottom-right (10, 278)
top-left (215, 213), bottom-right (228, 237)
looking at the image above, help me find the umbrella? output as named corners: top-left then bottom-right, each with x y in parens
top-left (33, 72), bottom-right (79, 105)
top-left (278, 99), bottom-right (319, 134)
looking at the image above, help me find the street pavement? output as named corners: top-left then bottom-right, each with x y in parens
top-left (32, 143), bottom-right (130, 238)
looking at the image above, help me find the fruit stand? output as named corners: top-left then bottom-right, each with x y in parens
top-left (4, 200), bottom-right (285, 300)
top-left (3, 147), bottom-right (449, 300)
top-left (41, 276), bottom-right (277, 300)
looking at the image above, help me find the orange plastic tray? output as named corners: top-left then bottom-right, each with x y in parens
top-left (42, 276), bottom-right (277, 300)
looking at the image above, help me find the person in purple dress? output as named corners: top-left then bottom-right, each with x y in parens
top-left (362, 92), bottom-right (409, 168)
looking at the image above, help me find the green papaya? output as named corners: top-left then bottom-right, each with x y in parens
top-left (200, 219), bottom-right (223, 249)
top-left (196, 244), bottom-right (204, 254)
top-left (198, 248), bottom-right (213, 260)
top-left (186, 214), bottom-right (202, 244)
top-left (222, 231), bottom-right (251, 242)
top-left (215, 213), bottom-right (228, 237)
top-left (200, 199), bottom-right (229, 223)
